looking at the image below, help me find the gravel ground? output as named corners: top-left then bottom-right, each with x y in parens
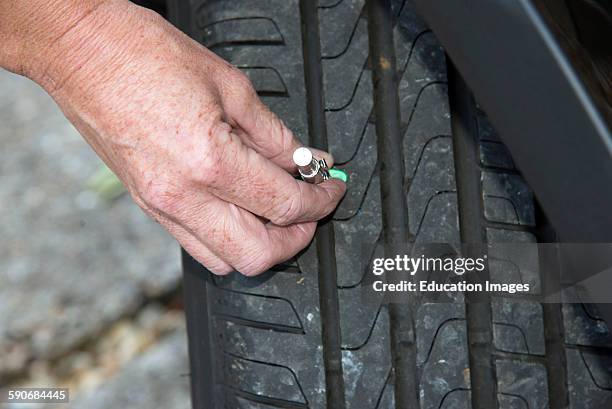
top-left (68, 331), bottom-right (190, 409)
top-left (0, 69), bottom-right (189, 407)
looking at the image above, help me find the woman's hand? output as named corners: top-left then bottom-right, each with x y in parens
top-left (2, 0), bottom-right (346, 275)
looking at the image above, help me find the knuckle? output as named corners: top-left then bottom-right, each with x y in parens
top-left (231, 70), bottom-right (256, 95)
top-left (187, 122), bottom-right (231, 186)
top-left (136, 176), bottom-right (181, 215)
top-left (218, 66), bottom-right (256, 100)
top-left (196, 149), bottom-right (223, 186)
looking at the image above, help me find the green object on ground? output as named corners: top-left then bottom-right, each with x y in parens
top-left (329, 168), bottom-right (348, 183)
top-left (87, 165), bottom-right (126, 201)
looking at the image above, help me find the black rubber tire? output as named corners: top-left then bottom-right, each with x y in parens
top-left (168, 1), bottom-right (612, 408)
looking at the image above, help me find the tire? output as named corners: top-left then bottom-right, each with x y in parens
top-left (168, 1), bottom-right (612, 408)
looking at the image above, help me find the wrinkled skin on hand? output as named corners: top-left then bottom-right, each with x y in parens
top-left (5, 0), bottom-right (346, 275)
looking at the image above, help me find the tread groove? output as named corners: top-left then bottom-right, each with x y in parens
top-left (492, 351), bottom-right (547, 365)
top-left (215, 315), bottom-right (305, 334)
top-left (341, 305), bottom-right (383, 351)
top-left (225, 351), bottom-right (311, 404)
top-left (537, 222), bottom-right (570, 409)
top-left (498, 392), bottom-right (530, 409)
top-left (578, 350), bottom-right (612, 391)
top-left (374, 370), bottom-right (393, 409)
top-left (437, 388), bottom-right (471, 409)
top-left (299, 1), bottom-right (347, 407)
top-left (324, 60), bottom-right (368, 112)
top-left (422, 318), bottom-right (467, 365)
top-left (484, 221), bottom-right (537, 233)
top-left (227, 388), bottom-right (309, 409)
top-left (566, 345), bottom-right (612, 355)
top-left (320, 12), bottom-right (364, 60)
top-left (332, 167), bottom-right (377, 221)
top-left (404, 134), bottom-right (452, 181)
top-left (492, 322), bottom-right (531, 354)
top-left (448, 62), bottom-right (499, 409)
top-left (411, 190), bottom-right (456, 235)
top-left (209, 40), bottom-right (285, 51)
top-left (367, 0), bottom-right (419, 407)
top-left (337, 230), bottom-right (383, 289)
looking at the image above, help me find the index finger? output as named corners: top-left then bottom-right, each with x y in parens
top-left (218, 70), bottom-right (334, 172)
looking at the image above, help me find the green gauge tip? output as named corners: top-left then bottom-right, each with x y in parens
top-left (329, 168), bottom-right (348, 183)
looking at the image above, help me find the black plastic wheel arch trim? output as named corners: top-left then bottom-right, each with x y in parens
top-left (414, 0), bottom-right (612, 243)
top-left (414, 0), bottom-right (612, 326)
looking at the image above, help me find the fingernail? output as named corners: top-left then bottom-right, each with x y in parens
top-left (329, 168), bottom-right (348, 183)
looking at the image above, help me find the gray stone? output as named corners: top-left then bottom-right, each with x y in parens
top-left (69, 331), bottom-right (190, 409)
